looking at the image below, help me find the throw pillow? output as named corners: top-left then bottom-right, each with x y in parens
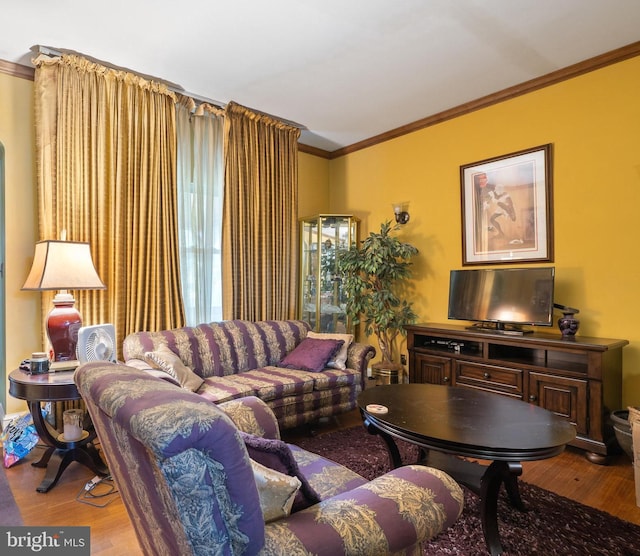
top-left (250, 459), bottom-right (301, 523)
top-left (144, 345), bottom-right (204, 392)
top-left (278, 337), bottom-right (344, 373)
top-left (307, 332), bottom-right (354, 370)
top-left (240, 431), bottom-right (320, 512)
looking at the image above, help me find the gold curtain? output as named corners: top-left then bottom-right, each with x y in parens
top-left (222, 102), bottom-right (300, 320)
top-left (33, 54), bottom-right (185, 353)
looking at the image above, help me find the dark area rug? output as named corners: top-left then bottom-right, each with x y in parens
top-left (0, 463), bottom-right (23, 526)
top-left (293, 425), bottom-right (640, 556)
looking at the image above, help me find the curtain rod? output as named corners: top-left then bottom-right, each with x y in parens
top-left (36, 45), bottom-right (226, 109)
top-left (35, 45), bottom-right (306, 130)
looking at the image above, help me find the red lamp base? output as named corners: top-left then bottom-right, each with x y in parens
top-left (47, 293), bottom-right (82, 362)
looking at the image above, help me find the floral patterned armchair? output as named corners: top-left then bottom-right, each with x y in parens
top-left (75, 362), bottom-right (463, 555)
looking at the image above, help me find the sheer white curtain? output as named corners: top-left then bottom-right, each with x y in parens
top-left (176, 99), bottom-right (225, 325)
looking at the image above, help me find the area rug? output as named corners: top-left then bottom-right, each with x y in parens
top-left (0, 463), bottom-right (23, 525)
top-left (292, 426), bottom-right (640, 556)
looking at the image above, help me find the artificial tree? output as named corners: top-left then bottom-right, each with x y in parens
top-left (338, 220), bottom-right (419, 364)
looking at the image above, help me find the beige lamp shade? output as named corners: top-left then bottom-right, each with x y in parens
top-left (22, 239), bottom-right (105, 362)
top-left (22, 240), bottom-right (106, 291)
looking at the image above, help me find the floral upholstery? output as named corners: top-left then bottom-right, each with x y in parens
top-left (74, 362), bottom-right (264, 555)
top-left (122, 320), bottom-right (376, 430)
top-left (75, 363), bottom-right (464, 556)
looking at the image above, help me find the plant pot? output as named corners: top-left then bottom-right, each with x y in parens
top-left (611, 410), bottom-right (633, 461)
top-left (371, 362), bottom-right (403, 386)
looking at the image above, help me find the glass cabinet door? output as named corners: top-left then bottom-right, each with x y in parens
top-left (299, 214), bottom-right (359, 333)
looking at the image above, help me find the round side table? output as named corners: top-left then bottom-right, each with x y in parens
top-left (8, 368), bottom-right (108, 493)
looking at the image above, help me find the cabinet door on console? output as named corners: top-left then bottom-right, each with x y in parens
top-left (410, 353), bottom-right (452, 385)
top-left (528, 372), bottom-right (588, 436)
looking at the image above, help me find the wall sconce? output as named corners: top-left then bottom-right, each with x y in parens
top-left (392, 202), bottom-right (410, 225)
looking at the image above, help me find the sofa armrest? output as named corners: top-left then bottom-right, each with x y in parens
top-left (262, 465), bottom-right (463, 554)
top-left (218, 396), bottom-right (281, 440)
top-left (346, 342), bottom-right (376, 388)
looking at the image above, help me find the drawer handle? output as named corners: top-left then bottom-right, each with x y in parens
top-left (443, 376), bottom-right (450, 382)
top-left (529, 394), bottom-right (537, 402)
top-left (483, 372), bottom-right (490, 379)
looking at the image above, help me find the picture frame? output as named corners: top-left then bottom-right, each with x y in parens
top-left (460, 144), bottom-right (553, 265)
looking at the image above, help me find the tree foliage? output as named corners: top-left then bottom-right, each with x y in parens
top-left (337, 221), bottom-right (419, 363)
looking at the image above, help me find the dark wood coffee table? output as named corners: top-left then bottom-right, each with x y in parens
top-left (358, 383), bottom-right (576, 556)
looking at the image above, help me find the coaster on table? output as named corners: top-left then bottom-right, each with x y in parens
top-left (366, 404), bottom-right (388, 415)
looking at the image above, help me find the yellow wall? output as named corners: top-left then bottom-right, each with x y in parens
top-left (0, 71), bottom-right (40, 414)
top-left (298, 152), bottom-right (330, 218)
top-left (319, 55), bottom-right (640, 408)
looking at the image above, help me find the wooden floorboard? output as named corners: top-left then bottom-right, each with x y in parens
top-left (4, 409), bottom-right (640, 555)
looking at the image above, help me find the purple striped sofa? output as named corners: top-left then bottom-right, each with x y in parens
top-left (75, 362), bottom-right (464, 555)
top-left (122, 320), bottom-right (376, 430)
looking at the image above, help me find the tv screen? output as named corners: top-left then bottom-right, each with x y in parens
top-left (448, 267), bottom-right (555, 331)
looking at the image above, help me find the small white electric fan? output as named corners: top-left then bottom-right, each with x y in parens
top-left (76, 324), bottom-right (117, 364)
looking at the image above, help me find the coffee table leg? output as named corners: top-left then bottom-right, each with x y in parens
top-left (502, 461), bottom-right (526, 511)
top-left (361, 418), bottom-right (403, 468)
top-left (479, 461), bottom-right (524, 555)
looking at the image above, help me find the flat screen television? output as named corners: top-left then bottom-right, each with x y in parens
top-left (448, 267), bottom-right (555, 335)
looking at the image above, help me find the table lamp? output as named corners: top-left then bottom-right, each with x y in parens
top-left (22, 239), bottom-right (106, 362)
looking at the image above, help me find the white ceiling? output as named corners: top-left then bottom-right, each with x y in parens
top-left (2, 0), bottom-right (640, 152)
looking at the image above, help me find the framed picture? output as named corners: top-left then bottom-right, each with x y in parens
top-left (460, 144), bottom-right (553, 265)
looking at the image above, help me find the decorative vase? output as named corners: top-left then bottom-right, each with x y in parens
top-left (558, 312), bottom-right (580, 337)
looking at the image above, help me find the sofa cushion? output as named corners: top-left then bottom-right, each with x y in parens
top-left (306, 332), bottom-right (354, 370)
top-left (278, 338), bottom-right (344, 373)
top-left (250, 459), bottom-right (301, 523)
top-left (144, 346), bottom-right (205, 392)
top-left (307, 368), bottom-right (361, 392)
top-left (240, 431), bottom-right (320, 512)
top-left (197, 368), bottom-right (316, 404)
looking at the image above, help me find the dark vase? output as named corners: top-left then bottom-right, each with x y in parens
top-left (558, 313), bottom-right (580, 337)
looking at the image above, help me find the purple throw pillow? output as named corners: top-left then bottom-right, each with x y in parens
top-left (278, 337), bottom-right (344, 373)
top-left (240, 431), bottom-right (320, 512)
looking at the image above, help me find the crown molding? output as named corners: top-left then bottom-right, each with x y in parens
top-left (298, 143), bottom-right (333, 159)
top-left (0, 59), bottom-right (35, 80)
top-left (302, 40), bottom-right (640, 160)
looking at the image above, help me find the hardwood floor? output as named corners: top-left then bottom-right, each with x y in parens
top-left (5, 443), bottom-right (140, 555)
top-left (4, 409), bottom-right (640, 555)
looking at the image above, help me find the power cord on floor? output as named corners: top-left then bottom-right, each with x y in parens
top-left (76, 474), bottom-right (119, 507)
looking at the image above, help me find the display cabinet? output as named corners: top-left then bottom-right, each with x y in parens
top-left (299, 214), bottom-right (359, 333)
